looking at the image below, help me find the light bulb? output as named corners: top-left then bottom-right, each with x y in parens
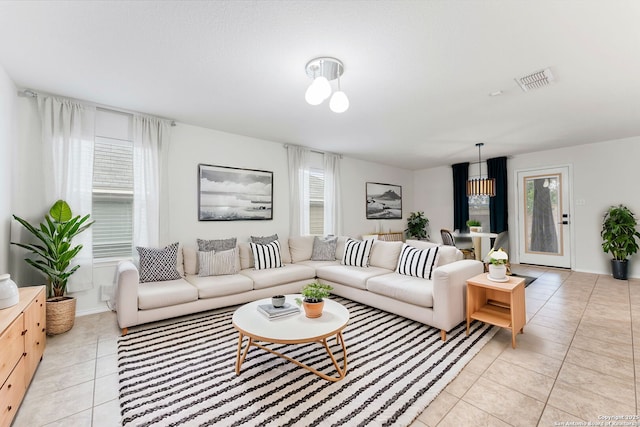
top-left (305, 83), bottom-right (324, 105)
top-left (329, 91), bottom-right (349, 113)
top-left (313, 76), bottom-right (332, 100)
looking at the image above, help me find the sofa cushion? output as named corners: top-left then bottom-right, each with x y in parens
top-left (251, 234), bottom-right (278, 244)
top-left (197, 237), bottom-right (237, 252)
top-left (316, 264), bottom-right (390, 290)
top-left (138, 279), bottom-right (198, 310)
top-left (396, 244), bottom-right (440, 280)
top-left (250, 240), bottom-right (283, 270)
top-left (405, 240), bottom-right (462, 266)
top-left (198, 249), bottom-right (239, 276)
top-left (136, 242), bottom-right (182, 283)
top-left (289, 235), bottom-right (315, 263)
top-left (184, 274), bottom-right (254, 298)
top-left (239, 264), bottom-right (315, 290)
top-left (240, 239), bottom-right (291, 268)
top-left (369, 240), bottom-right (403, 270)
top-left (295, 259), bottom-right (341, 269)
top-left (342, 238), bottom-right (374, 267)
top-left (311, 236), bottom-right (338, 261)
top-left (366, 273), bottom-right (434, 308)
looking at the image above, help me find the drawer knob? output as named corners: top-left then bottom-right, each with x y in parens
top-left (7, 383), bottom-right (11, 389)
top-left (8, 405), bottom-right (12, 411)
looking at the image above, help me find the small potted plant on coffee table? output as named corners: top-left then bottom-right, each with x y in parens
top-left (296, 282), bottom-right (333, 318)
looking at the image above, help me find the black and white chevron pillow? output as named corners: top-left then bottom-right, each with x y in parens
top-left (342, 238), bottom-right (374, 267)
top-left (395, 243), bottom-right (440, 280)
top-left (136, 242), bottom-right (182, 283)
top-left (249, 240), bottom-right (283, 270)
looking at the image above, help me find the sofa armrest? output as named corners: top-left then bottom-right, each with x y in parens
top-left (115, 260), bottom-right (140, 332)
top-left (432, 259), bottom-right (483, 332)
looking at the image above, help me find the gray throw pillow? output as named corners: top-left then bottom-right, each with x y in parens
top-left (136, 242), bottom-right (182, 283)
top-left (198, 249), bottom-right (238, 277)
top-left (250, 234), bottom-right (278, 245)
top-left (311, 236), bottom-right (338, 261)
top-left (197, 237), bottom-right (237, 252)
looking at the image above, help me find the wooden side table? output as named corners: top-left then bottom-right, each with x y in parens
top-left (466, 274), bottom-right (526, 348)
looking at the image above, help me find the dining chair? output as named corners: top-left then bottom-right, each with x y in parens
top-left (440, 229), bottom-right (475, 260)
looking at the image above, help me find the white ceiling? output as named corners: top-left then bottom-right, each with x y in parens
top-left (0, 1), bottom-right (639, 170)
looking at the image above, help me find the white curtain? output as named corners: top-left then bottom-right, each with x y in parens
top-left (287, 145), bottom-right (310, 236)
top-left (132, 116), bottom-right (170, 248)
top-left (38, 96), bottom-right (96, 292)
top-left (323, 153), bottom-right (342, 235)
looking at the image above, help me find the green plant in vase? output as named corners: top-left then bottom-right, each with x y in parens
top-left (296, 282), bottom-right (333, 318)
top-left (601, 204), bottom-right (640, 279)
top-left (405, 211), bottom-right (429, 240)
top-left (11, 200), bottom-right (94, 298)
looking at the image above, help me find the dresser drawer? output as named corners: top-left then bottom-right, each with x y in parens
top-left (0, 357), bottom-right (26, 427)
top-left (0, 315), bottom-right (24, 387)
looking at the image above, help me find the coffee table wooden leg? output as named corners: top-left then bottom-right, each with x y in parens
top-left (235, 333), bottom-right (253, 375)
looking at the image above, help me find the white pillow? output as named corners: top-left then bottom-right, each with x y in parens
top-left (198, 249), bottom-right (239, 277)
top-left (341, 238), bottom-right (373, 267)
top-left (250, 240), bottom-right (283, 270)
top-left (396, 243), bottom-right (440, 280)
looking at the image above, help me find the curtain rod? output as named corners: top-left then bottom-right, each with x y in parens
top-left (282, 143), bottom-right (343, 159)
top-left (18, 88), bottom-right (177, 127)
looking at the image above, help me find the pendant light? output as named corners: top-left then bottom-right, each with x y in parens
top-left (466, 143), bottom-right (496, 197)
top-left (305, 57), bottom-right (349, 113)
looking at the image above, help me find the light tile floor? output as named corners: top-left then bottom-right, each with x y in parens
top-left (12, 266), bottom-right (639, 426)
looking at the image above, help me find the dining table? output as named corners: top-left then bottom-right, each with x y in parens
top-left (452, 230), bottom-right (498, 261)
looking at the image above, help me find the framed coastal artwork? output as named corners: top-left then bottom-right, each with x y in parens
top-left (198, 164), bottom-right (273, 221)
top-left (366, 182), bottom-right (402, 219)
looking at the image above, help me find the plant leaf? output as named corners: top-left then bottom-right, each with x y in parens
top-left (49, 200), bottom-right (72, 222)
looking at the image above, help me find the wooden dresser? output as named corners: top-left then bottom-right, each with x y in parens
top-left (0, 286), bottom-right (46, 427)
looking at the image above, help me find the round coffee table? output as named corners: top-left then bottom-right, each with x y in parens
top-left (232, 294), bottom-right (349, 382)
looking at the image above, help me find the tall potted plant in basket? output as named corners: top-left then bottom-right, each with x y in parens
top-left (601, 204), bottom-right (640, 280)
top-left (11, 200), bottom-right (94, 334)
top-left (405, 211), bottom-right (429, 240)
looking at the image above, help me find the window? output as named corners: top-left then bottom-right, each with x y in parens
top-left (92, 110), bottom-right (134, 259)
top-left (309, 168), bottom-right (325, 235)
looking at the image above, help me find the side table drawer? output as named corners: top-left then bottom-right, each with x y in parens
top-left (0, 357), bottom-right (26, 427)
top-left (0, 315), bottom-right (24, 387)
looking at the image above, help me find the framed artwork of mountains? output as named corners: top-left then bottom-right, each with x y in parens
top-left (366, 182), bottom-right (402, 219)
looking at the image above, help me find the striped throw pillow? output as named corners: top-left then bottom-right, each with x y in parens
top-left (249, 240), bottom-right (283, 270)
top-left (395, 243), bottom-right (440, 280)
top-left (342, 238), bottom-right (373, 267)
top-left (198, 248), bottom-right (238, 277)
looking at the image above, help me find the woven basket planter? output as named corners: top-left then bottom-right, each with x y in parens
top-left (46, 296), bottom-right (76, 335)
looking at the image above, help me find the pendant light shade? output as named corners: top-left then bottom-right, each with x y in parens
top-left (467, 143), bottom-right (496, 197)
top-left (305, 57), bottom-right (349, 113)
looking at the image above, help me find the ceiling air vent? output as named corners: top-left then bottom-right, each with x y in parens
top-left (515, 68), bottom-right (555, 92)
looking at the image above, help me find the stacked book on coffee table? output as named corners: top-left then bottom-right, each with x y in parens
top-left (257, 303), bottom-right (300, 319)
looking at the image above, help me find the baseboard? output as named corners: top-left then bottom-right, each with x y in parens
top-left (76, 303), bottom-right (112, 317)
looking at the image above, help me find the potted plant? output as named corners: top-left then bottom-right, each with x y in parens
top-left (467, 219), bottom-right (482, 232)
top-left (11, 200), bottom-right (94, 334)
top-left (405, 211), bottom-right (429, 240)
top-left (487, 248), bottom-right (509, 281)
top-left (295, 282), bottom-right (333, 318)
top-left (601, 204), bottom-right (640, 280)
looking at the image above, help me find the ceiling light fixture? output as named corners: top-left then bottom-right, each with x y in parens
top-left (305, 57), bottom-right (349, 113)
top-left (467, 143), bottom-right (496, 197)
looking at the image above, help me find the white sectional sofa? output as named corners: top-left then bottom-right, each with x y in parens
top-left (114, 236), bottom-right (483, 340)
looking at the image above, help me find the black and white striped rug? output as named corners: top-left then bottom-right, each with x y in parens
top-left (118, 297), bottom-right (496, 426)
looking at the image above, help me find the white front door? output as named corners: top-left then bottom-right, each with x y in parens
top-left (516, 166), bottom-right (572, 268)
